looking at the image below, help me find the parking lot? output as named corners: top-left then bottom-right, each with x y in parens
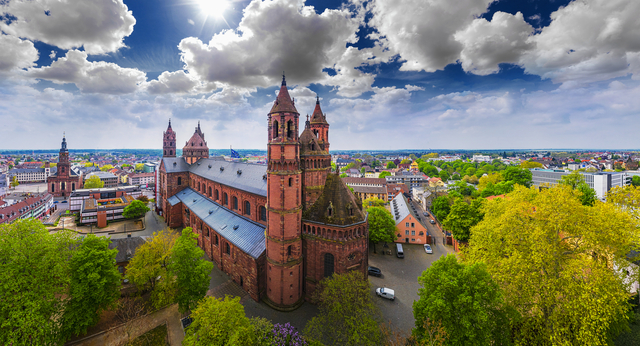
top-left (368, 241), bottom-right (453, 336)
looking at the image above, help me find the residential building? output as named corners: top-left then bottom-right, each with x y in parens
top-left (530, 169), bottom-right (631, 200)
top-left (157, 77), bottom-right (368, 309)
top-left (0, 174), bottom-right (8, 197)
top-left (351, 185), bottom-right (388, 202)
top-left (128, 172), bottom-right (155, 186)
top-left (386, 172), bottom-right (429, 192)
top-left (69, 186), bottom-right (143, 212)
top-left (342, 177), bottom-right (386, 188)
top-left (412, 186), bottom-right (434, 211)
top-left (472, 155), bottom-right (491, 162)
top-left (8, 163), bottom-right (55, 183)
top-left (390, 193), bottom-right (428, 244)
top-left (335, 157), bottom-right (355, 170)
top-left (143, 163), bottom-right (157, 173)
top-left (0, 193), bottom-right (54, 224)
top-left (85, 171), bottom-right (119, 188)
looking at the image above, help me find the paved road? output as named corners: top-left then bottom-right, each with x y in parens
top-left (369, 241), bottom-right (453, 336)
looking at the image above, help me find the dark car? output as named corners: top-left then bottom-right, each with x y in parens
top-left (368, 266), bottom-right (382, 277)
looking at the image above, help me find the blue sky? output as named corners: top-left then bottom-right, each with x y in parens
top-left (1, 0), bottom-right (639, 150)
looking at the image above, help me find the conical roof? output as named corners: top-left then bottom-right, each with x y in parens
top-left (299, 118), bottom-right (324, 155)
top-left (302, 173), bottom-right (365, 226)
top-left (184, 129), bottom-right (207, 149)
top-left (310, 96), bottom-right (327, 124)
top-left (269, 75), bottom-right (298, 114)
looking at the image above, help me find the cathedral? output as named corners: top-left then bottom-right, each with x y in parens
top-left (157, 76), bottom-right (369, 310)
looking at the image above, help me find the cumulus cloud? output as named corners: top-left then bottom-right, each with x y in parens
top-left (367, 0), bottom-right (494, 72)
top-left (28, 50), bottom-right (146, 94)
top-left (455, 12), bottom-right (534, 75)
top-left (0, 34), bottom-right (38, 72)
top-left (178, 0), bottom-right (370, 95)
top-left (144, 70), bottom-right (215, 95)
top-left (521, 0), bottom-right (640, 84)
top-left (1, 0), bottom-right (135, 54)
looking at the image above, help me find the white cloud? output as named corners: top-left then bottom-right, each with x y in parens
top-left (368, 0), bottom-right (494, 72)
top-left (49, 50), bottom-right (56, 59)
top-left (455, 12), bottom-right (534, 75)
top-left (178, 0), bottom-right (370, 95)
top-left (188, 19), bottom-right (195, 25)
top-left (1, 0), bottom-right (135, 54)
top-left (0, 34), bottom-right (38, 72)
top-left (521, 0), bottom-right (640, 84)
top-left (28, 50), bottom-right (146, 94)
top-left (144, 70), bottom-right (215, 95)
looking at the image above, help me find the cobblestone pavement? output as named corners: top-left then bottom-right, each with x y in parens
top-left (368, 241), bottom-right (452, 337)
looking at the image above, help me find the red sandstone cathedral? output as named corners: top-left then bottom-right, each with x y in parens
top-left (157, 76), bottom-right (369, 310)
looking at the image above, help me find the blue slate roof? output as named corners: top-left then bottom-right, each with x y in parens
top-left (172, 188), bottom-right (266, 259)
top-left (167, 195), bottom-right (180, 206)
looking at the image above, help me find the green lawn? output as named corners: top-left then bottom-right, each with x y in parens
top-left (129, 324), bottom-right (168, 346)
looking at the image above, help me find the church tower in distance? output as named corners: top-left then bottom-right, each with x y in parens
top-left (264, 74), bottom-right (304, 310)
top-left (163, 119), bottom-right (176, 158)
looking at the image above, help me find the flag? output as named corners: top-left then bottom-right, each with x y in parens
top-left (230, 148), bottom-right (241, 158)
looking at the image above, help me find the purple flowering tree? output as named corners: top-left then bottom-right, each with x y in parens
top-left (270, 323), bottom-right (308, 346)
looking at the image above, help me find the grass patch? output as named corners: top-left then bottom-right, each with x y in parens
top-left (128, 324), bottom-right (168, 346)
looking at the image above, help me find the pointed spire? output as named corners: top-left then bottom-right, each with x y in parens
top-left (305, 115), bottom-right (310, 128)
top-left (282, 71), bottom-right (286, 86)
top-left (316, 95), bottom-right (319, 104)
top-left (310, 95), bottom-right (327, 124)
top-left (270, 72), bottom-right (298, 114)
top-left (168, 118), bottom-right (172, 129)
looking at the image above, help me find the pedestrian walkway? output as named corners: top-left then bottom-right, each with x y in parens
top-left (207, 280), bottom-right (251, 303)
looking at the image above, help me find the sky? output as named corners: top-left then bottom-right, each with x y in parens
top-left (1, 0), bottom-right (639, 150)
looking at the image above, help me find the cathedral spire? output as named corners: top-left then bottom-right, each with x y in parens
top-left (168, 118), bottom-right (172, 129)
top-left (282, 71), bottom-right (286, 86)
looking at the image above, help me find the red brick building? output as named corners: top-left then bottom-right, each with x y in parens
top-left (157, 76), bottom-right (369, 310)
top-left (48, 135), bottom-right (83, 197)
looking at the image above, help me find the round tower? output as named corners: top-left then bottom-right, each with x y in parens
top-left (265, 74), bottom-right (304, 310)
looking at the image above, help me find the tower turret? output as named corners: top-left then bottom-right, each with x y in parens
top-left (183, 121), bottom-right (209, 164)
top-left (265, 74), bottom-right (304, 310)
top-left (309, 96), bottom-right (330, 152)
top-left (163, 119), bottom-right (177, 158)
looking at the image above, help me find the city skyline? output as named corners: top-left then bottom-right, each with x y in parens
top-left (1, 0), bottom-right (639, 150)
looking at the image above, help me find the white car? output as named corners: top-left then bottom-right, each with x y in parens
top-left (376, 287), bottom-right (395, 301)
top-left (424, 244), bottom-right (433, 254)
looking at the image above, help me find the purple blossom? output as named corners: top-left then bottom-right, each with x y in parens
top-left (269, 322), bottom-right (308, 346)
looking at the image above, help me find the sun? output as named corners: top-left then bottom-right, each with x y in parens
top-left (197, 0), bottom-right (229, 18)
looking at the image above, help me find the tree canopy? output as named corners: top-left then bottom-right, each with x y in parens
top-left (559, 171), bottom-right (597, 206)
top-left (432, 196), bottom-right (451, 222)
top-left (386, 162), bottom-right (397, 169)
top-left (100, 164), bottom-right (114, 172)
top-left (135, 163), bottom-right (145, 171)
top-left (502, 166), bottom-right (532, 187)
top-left (464, 185), bottom-right (638, 345)
top-left (183, 296), bottom-right (256, 346)
top-left (305, 271), bottom-right (383, 345)
top-left (84, 174), bottom-right (104, 189)
top-left (442, 199), bottom-right (483, 242)
top-left (519, 160), bottom-right (544, 169)
top-left (413, 255), bottom-right (512, 346)
top-left (362, 197), bottom-right (386, 211)
top-left (379, 171), bottom-right (391, 179)
top-left (367, 206), bottom-right (396, 253)
top-left (123, 199), bottom-right (150, 219)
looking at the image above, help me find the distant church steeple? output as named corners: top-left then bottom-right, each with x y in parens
top-left (163, 119), bottom-right (176, 158)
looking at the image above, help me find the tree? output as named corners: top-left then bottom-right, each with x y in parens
top-left (62, 234), bottom-right (121, 338)
top-left (360, 167), bottom-right (366, 174)
top-left (305, 271), bottom-right (383, 345)
top-left (170, 227), bottom-right (214, 313)
top-left (631, 176), bottom-right (640, 187)
top-left (340, 173), bottom-right (348, 178)
top-left (362, 197), bottom-right (386, 211)
top-left (10, 175), bottom-right (18, 188)
top-left (135, 163), bottom-right (145, 172)
top-left (413, 255), bottom-right (512, 346)
top-left (331, 161), bottom-right (337, 172)
top-left (137, 195), bottom-right (149, 203)
top-left (400, 158), bottom-right (411, 164)
top-left (442, 199), bottom-right (483, 242)
top-left (123, 199), bottom-right (150, 219)
top-left (84, 162), bottom-right (95, 167)
top-left (432, 196), bottom-right (451, 222)
top-left (410, 154), bottom-right (418, 161)
top-left (126, 229), bottom-right (179, 309)
top-left (559, 171), bottom-right (597, 206)
top-left (422, 153), bottom-right (439, 159)
top-left (386, 162), bottom-right (397, 169)
top-left (478, 173), bottom-right (503, 191)
top-left (520, 161), bottom-right (544, 169)
top-left (0, 219), bottom-right (75, 346)
top-left (367, 206), bottom-right (396, 253)
top-left (502, 166), bottom-right (532, 187)
top-left (462, 175), bottom-right (479, 184)
top-left (438, 170), bottom-right (450, 181)
top-left (183, 296), bottom-right (258, 346)
top-left (84, 174), bottom-right (104, 189)
top-left (448, 180), bottom-right (477, 197)
top-left (379, 171), bottom-right (391, 179)
top-left (465, 185), bottom-right (638, 345)
top-left (100, 164), bottom-right (114, 171)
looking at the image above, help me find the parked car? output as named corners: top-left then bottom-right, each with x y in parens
top-left (61, 200), bottom-right (68, 203)
top-left (396, 243), bottom-right (404, 258)
top-left (376, 287), bottom-right (395, 300)
top-left (368, 266), bottom-right (382, 277)
top-left (429, 219), bottom-right (436, 224)
top-left (424, 244), bottom-right (433, 254)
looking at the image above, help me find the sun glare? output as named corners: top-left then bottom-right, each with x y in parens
top-left (198, 0), bottom-right (229, 18)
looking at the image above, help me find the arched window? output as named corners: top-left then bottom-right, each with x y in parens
top-left (273, 120), bottom-right (279, 138)
top-left (287, 120), bottom-right (293, 138)
top-left (260, 206), bottom-right (267, 221)
top-left (51, 183), bottom-right (55, 192)
top-left (170, 150), bottom-right (173, 155)
top-left (223, 193), bottom-right (228, 205)
top-left (244, 201), bottom-right (251, 215)
top-left (324, 253), bottom-right (334, 278)
top-left (198, 182), bottom-right (201, 191)
top-left (215, 189), bottom-right (219, 200)
top-left (214, 234), bottom-right (219, 246)
top-left (72, 183), bottom-right (75, 190)
top-left (205, 227), bottom-right (209, 237)
top-left (232, 196), bottom-right (238, 210)
top-left (225, 243), bottom-right (230, 255)
top-left (208, 186), bottom-right (212, 197)
top-left (288, 177), bottom-right (293, 187)
top-left (177, 177), bottom-right (182, 185)
top-left (287, 245), bottom-right (292, 256)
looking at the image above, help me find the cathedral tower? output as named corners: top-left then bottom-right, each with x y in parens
top-left (58, 134), bottom-right (70, 178)
top-left (163, 119), bottom-right (176, 158)
top-left (300, 115), bottom-right (331, 208)
top-left (309, 96), bottom-right (330, 152)
top-left (183, 121), bottom-right (209, 164)
top-left (265, 75), bottom-right (304, 310)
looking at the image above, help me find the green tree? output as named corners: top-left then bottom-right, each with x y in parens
top-left (137, 195), bottom-right (149, 203)
top-left (502, 166), bottom-right (532, 187)
top-left (170, 228), bottom-right (214, 313)
top-left (362, 197), bottom-right (386, 211)
top-left (439, 170), bottom-right (450, 181)
top-left (135, 163), bottom-right (145, 172)
top-left (442, 199), bottom-right (483, 242)
top-left (520, 160), bottom-right (544, 169)
top-left (478, 173), bottom-right (503, 191)
top-left (183, 296), bottom-right (257, 346)
top-left (340, 173), bottom-right (348, 178)
top-left (379, 171), bottom-right (391, 179)
top-left (100, 164), bottom-right (114, 172)
top-left (465, 185), bottom-right (638, 345)
top-left (413, 255), bottom-right (512, 346)
top-left (400, 158), bottom-right (411, 164)
top-left (10, 175), bottom-right (19, 188)
top-left (410, 154), bottom-right (418, 161)
top-left (360, 167), bottom-right (366, 174)
top-left (84, 174), bottom-right (105, 189)
top-left (559, 171), bottom-right (597, 206)
top-left (331, 161), bottom-right (337, 172)
top-left (123, 199), bottom-right (150, 219)
top-left (367, 206), bottom-right (396, 253)
top-left (305, 271), bottom-right (383, 345)
top-left (422, 153), bottom-right (439, 159)
top-left (386, 162), bottom-right (397, 169)
top-left (0, 219), bottom-right (75, 346)
top-left (432, 196), bottom-right (451, 222)
top-left (62, 234), bottom-right (121, 338)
